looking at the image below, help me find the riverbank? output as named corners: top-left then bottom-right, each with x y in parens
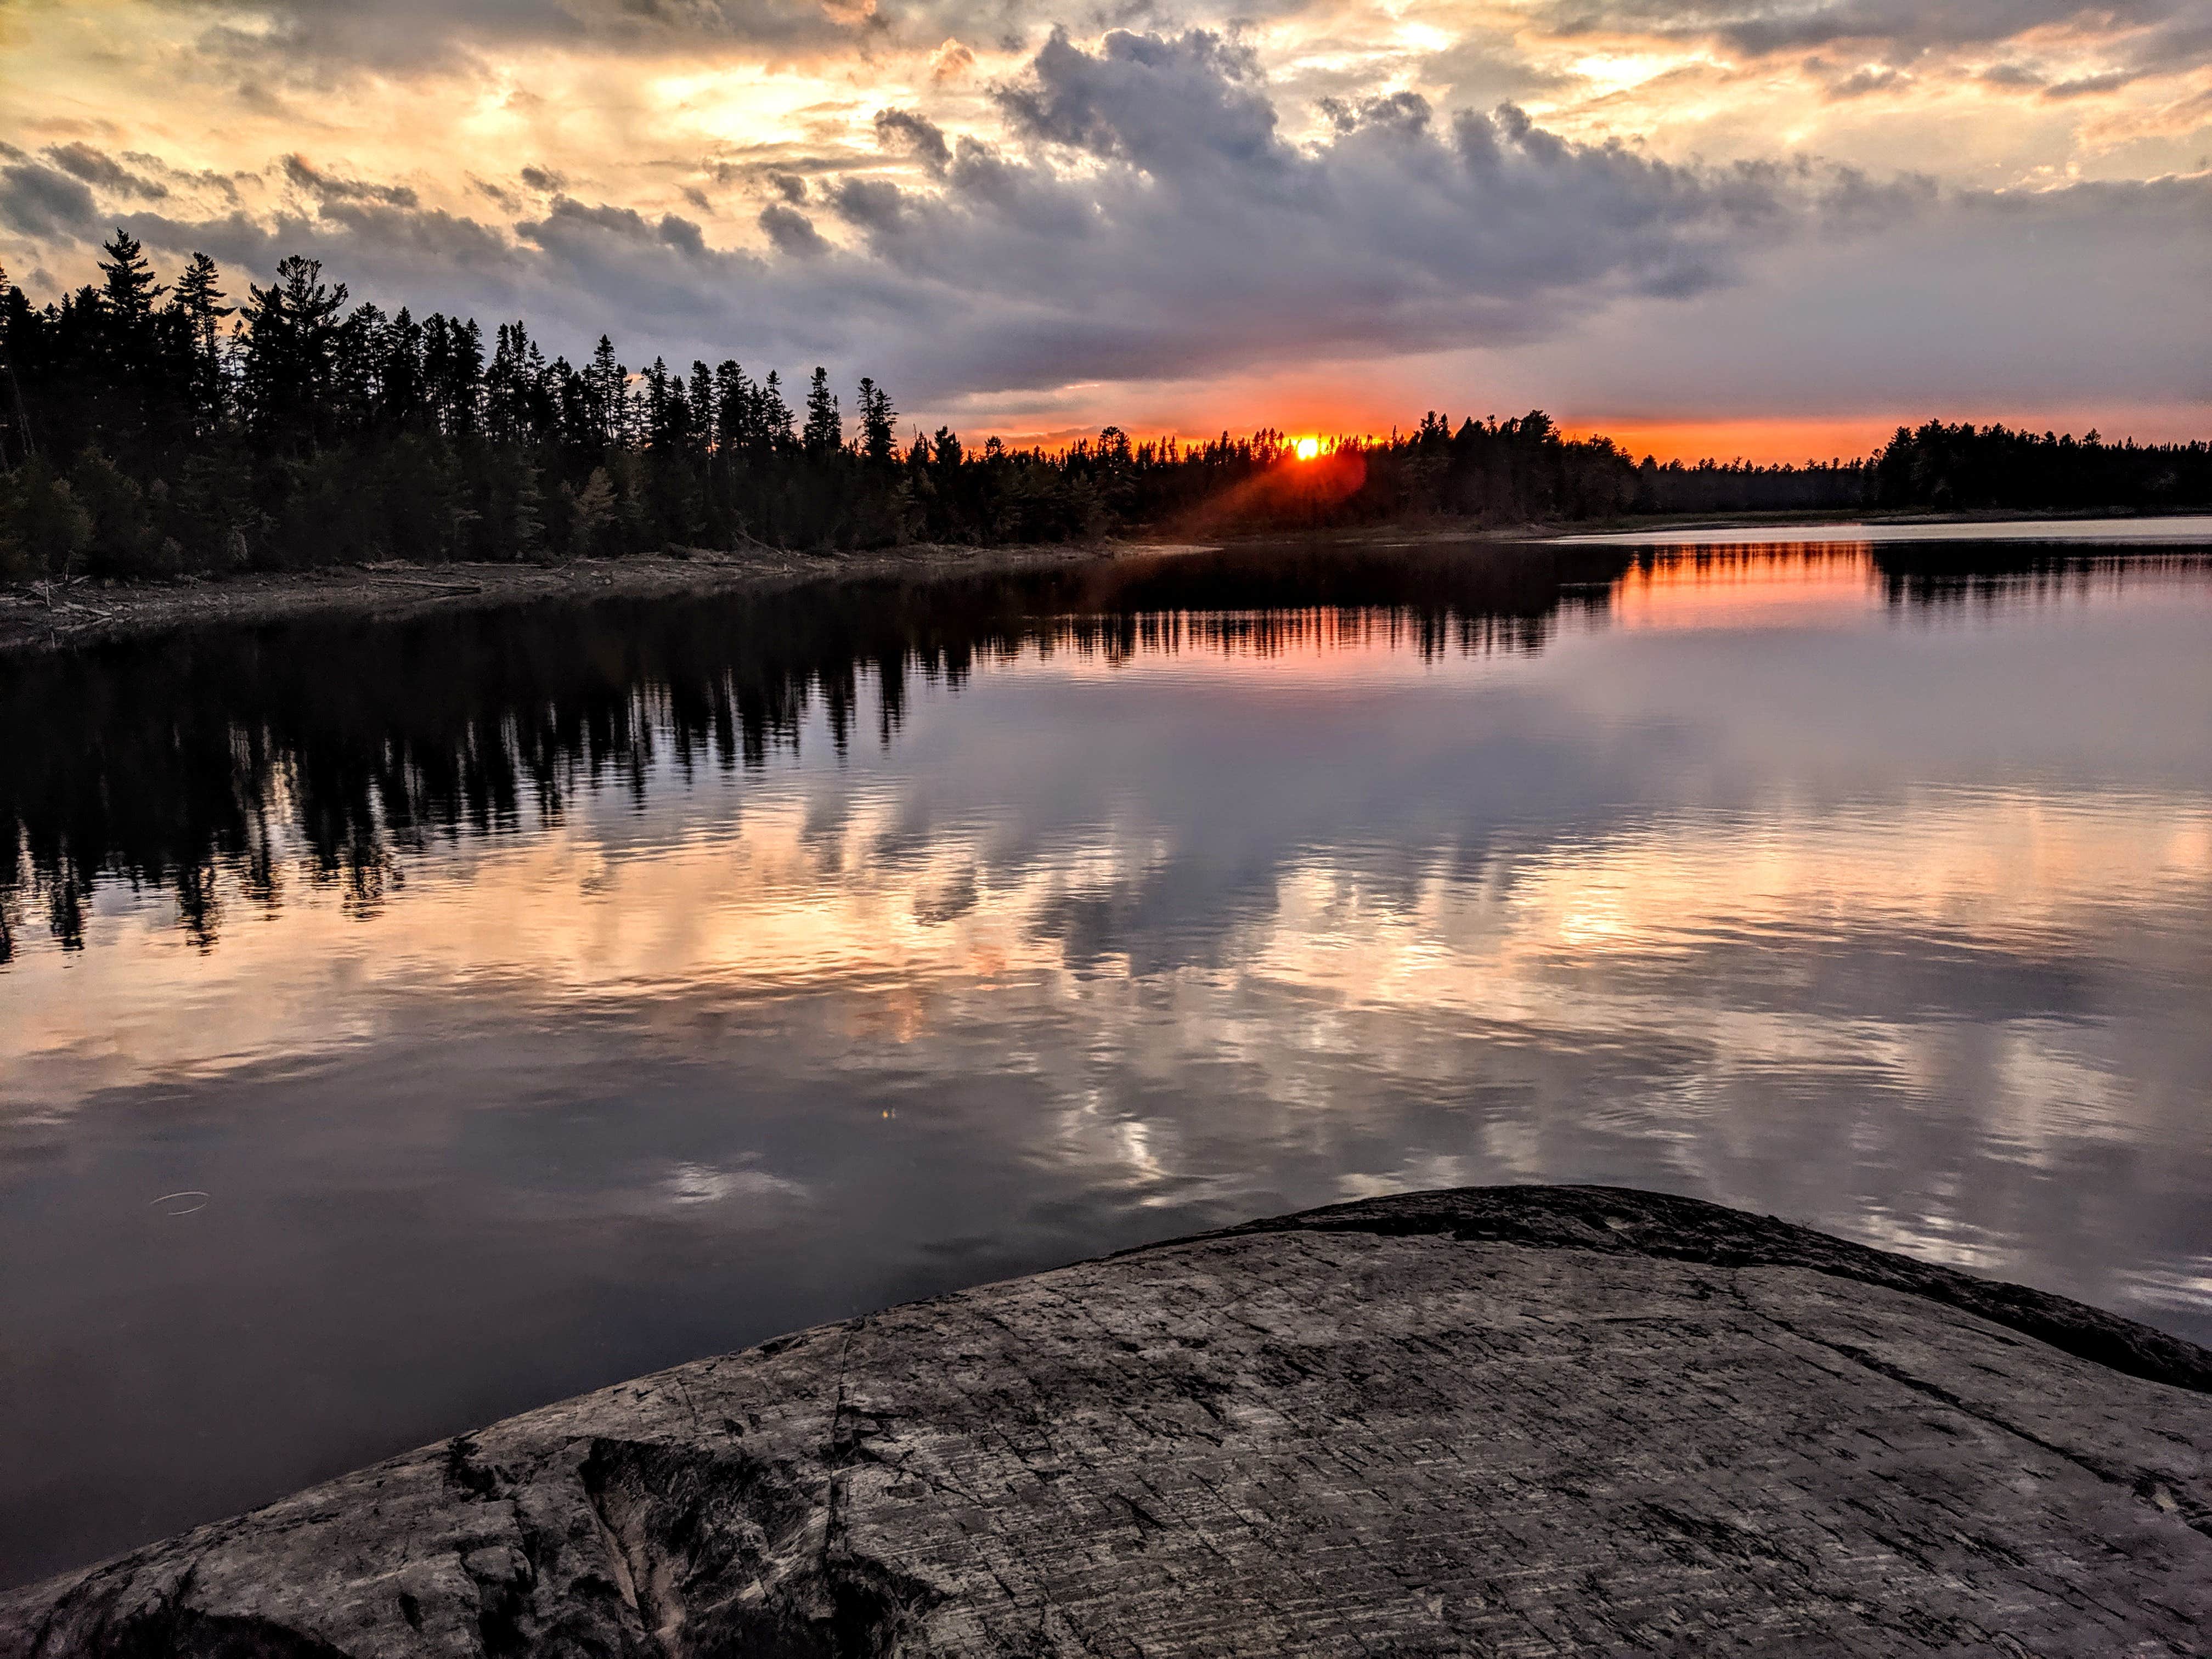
top-left (5, 1184), bottom-right (2207, 1655)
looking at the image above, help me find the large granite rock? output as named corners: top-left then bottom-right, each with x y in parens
top-left (5, 1186), bottom-right (2210, 1656)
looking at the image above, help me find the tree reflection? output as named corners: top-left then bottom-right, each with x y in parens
top-left (2, 540), bottom-right (2198, 958)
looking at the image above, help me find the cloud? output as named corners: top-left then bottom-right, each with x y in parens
top-left (43, 144), bottom-right (171, 200)
top-left (283, 155), bottom-right (421, 208)
top-left (658, 212), bottom-right (708, 256)
top-left (1487, 172), bottom-right (2212, 417)
top-left (758, 201), bottom-right (832, 258)
top-left (2044, 70), bottom-right (2137, 98)
top-left (995, 28), bottom-right (1279, 178)
top-left (1825, 65), bottom-right (1911, 99)
top-left (875, 109), bottom-right (952, 173)
top-left (827, 177), bottom-right (916, 242)
top-left (0, 165), bottom-right (99, 241)
top-left (1534, 0), bottom-right (2188, 57)
top-left (8, 21), bottom-right (2199, 437)
top-left (929, 36), bottom-right (977, 81)
top-left (196, 0), bottom-right (862, 81)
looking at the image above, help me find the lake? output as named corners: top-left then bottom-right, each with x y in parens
top-left (3, 527), bottom-right (2210, 1587)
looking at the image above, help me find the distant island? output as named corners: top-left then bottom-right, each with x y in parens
top-left (4, 234), bottom-right (2209, 582)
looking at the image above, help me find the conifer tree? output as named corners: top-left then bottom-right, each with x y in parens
top-left (97, 230), bottom-right (164, 325)
top-left (857, 377), bottom-right (896, 464)
top-left (171, 253), bottom-right (231, 419)
top-left (802, 366), bottom-right (841, 455)
top-left (760, 371), bottom-right (793, 450)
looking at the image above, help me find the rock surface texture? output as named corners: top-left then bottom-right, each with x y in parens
top-left (6, 1185), bottom-right (2211, 1657)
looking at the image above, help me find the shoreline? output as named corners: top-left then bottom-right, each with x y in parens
top-left (5, 505), bottom-right (2204, 657)
top-left (0, 539), bottom-right (1171, 657)
top-left (5, 1184), bottom-right (2209, 1652)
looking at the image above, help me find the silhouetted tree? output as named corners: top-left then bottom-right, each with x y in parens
top-left (2, 247), bottom-right (2204, 582)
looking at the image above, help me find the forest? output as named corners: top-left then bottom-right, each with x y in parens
top-left (3, 235), bottom-right (2209, 580)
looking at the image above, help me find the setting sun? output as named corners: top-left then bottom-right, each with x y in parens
top-left (1294, 437), bottom-right (1320, 460)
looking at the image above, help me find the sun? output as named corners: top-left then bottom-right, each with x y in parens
top-left (1294, 436), bottom-right (1320, 460)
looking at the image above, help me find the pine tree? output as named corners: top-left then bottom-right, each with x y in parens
top-left (857, 377), bottom-right (896, 464)
top-left (588, 336), bottom-right (624, 447)
top-left (760, 371), bottom-right (793, 450)
top-left (802, 366), bottom-right (841, 455)
top-left (688, 362), bottom-right (714, 455)
top-left (171, 253), bottom-right (231, 421)
top-left (97, 229), bottom-right (165, 325)
top-left (241, 255), bottom-right (347, 447)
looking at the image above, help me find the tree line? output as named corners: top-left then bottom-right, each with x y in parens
top-left (2, 235), bottom-right (2206, 580)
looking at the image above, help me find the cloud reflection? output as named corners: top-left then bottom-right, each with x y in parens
top-left (1, 542), bottom-right (2209, 1587)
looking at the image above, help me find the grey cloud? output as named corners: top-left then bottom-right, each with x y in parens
top-left (1827, 65), bottom-right (1910, 97)
top-left (769, 172), bottom-right (809, 203)
top-left (1533, 0), bottom-right (2187, 56)
top-left (748, 30), bottom-right (1833, 392)
top-left (2044, 70), bottom-right (2136, 97)
top-left (704, 149), bottom-right (882, 185)
top-left (1318, 90), bottom-right (1434, 134)
top-left (996, 28), bottom-right (1283, 180)
top-left (44, 144), bottom-right (171, 200)
top-left (828, 177), bottom-right (915, 235)
top-left (875, 109), bottom-right (953, 173)
top-left (194, 0), bottom-right (893, 82)
top-left (658, 213), bottom-right (708, 256)
top-left (284, 155), bottom-right (421, 208)
top-left (521, 197), bottom-right (657, 242)
top-left (520, 167), bottom-right (568, 193)
top-left (759, 202), bottom-right (832, 257)
top-left (0, 165), bottom-right (99, 241)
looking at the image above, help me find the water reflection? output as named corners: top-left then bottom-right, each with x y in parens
top-left (0, 542), bottom-right (1624, 961)
top-left (2, 535), bottom-right (2209, 1587)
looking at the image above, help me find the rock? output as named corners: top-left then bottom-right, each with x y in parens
top-left (4, 1184), bottom-right (2209, 1656)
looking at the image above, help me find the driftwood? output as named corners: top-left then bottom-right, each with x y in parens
top-left (371, 578), bottom-right (484, 595)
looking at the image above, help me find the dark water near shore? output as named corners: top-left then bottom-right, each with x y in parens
top-left (4, 527), bottom-right (2211, 1586)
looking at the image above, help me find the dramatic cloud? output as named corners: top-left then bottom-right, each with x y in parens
top-left (2, 1), bottom-right (2206, 445)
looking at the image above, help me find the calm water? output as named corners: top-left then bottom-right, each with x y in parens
top-left (3, 531), bottom-right (2210, 1586)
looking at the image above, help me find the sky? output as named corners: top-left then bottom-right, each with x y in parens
top-left (1, 0), bottom-right (2207, 459)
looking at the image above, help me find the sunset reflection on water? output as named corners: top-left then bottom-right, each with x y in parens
top-left (2, 537), bottom-right (2209, 1585)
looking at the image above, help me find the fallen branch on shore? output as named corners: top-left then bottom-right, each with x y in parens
top-left (371, 578), bottom-right (484, 595)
